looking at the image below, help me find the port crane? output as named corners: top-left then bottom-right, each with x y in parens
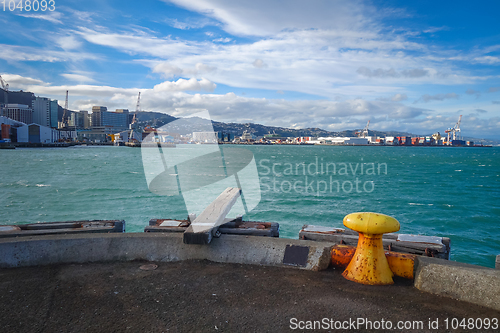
top-left (445, 115), bottom-right (462, 143)
top-left (129, 92), bottom-right (140, 142)
top-left (61, 90), bottom-right (69, 128)
top-left (355, 120), bottom-right (370, 138)
top-left (0, 75), bottom-right (9, 117)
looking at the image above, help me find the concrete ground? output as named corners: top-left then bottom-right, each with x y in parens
top-left (0, 260), bottom-right (498, 333)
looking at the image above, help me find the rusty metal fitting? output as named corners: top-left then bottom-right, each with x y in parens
top-left (341, 212), bottom-right (400, 285)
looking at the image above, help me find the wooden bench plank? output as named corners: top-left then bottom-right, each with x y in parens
top-left (299, 225), bottom-right (450, 259)
top-left (183, 187), bottom-right (241, 244)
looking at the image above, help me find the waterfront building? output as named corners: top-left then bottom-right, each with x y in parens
top-left (91, 106), bottom-right (129, 130)
top-left (50, 100), bottom-right (58, 128)
top-left (193, 131), bottom-right (218, 143)
top-left (77, 128), bottom-right (112, 142)
top-left (17, 123), bottom-right (60, 143)
top-left (3, 104), bottom-right (33, 124)
top-left (70, 111), bottom-right (91, 129)
top-left (32, 97), bottom-right (57, 128)
top-left (217, 132), bottom-right (234, 142)
top-left (0, 115), bottom-right (25, 142)
top-left (115, 109), bottom-right (129, 126)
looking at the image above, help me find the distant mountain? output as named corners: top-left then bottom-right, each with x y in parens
top-left (135, 111), bottom-right (177, 124)
top-left (133, 111), bottom-right (419, 138)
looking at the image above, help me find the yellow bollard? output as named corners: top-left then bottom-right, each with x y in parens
top-left (331, 245), bottom-right (416, 280)
top-left (342, 212), bottom-right (400, 285)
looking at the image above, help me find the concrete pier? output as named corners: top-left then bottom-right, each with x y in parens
top-left (1, 233), bottom-right (499, 312)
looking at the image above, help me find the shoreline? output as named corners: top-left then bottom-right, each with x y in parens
top-left (2, 142), bottom-right (495, 148)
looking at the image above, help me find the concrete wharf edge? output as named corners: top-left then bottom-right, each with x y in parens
top-left (0, 233), bottom-right (499, 311)
top-left (0, 233), bottom-right (333, 272)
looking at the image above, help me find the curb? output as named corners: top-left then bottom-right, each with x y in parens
top-left (414, 256), bottom-right (500, 311)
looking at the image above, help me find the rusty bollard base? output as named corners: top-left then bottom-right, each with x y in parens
top-left (342, 233), bottom-right (394, 285)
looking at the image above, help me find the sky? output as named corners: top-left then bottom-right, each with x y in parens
top-left (1, 0), bottom-right (500, 139)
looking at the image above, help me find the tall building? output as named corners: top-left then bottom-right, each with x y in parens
top-left (81, 110), bottom-right (90, 128)
top-left (4, 104), bottom-right (32, 124)
top-left (69, 111), bottom-right (91, 129)
top-left (91, 106), bottom-right (128, 130)
top-left (50, 100), bottom-right (58, 128)
top-left (32, 97), bottom-right (55, 127)
top-left (91, 106), bottom-right (107, 127)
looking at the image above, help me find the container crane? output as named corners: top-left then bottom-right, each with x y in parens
top-left (445, 115), bottom-right (462, 144)
top-left (355, 120), bottom-right (370, 138)
top-left (61, 90), bottom-right (69, 128)
top-left (0, 75), bottom-right (9, 117)
top-left (129, 92), bottom-right (140, 142)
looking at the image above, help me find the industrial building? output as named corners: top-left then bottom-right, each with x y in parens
top-left (17, 123), bottom-right (60, 143)
top-left (193, 131), bottom-right (218, 143)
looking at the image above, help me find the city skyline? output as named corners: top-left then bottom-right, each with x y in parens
top-left (1, 0), bottom-right (500, 139)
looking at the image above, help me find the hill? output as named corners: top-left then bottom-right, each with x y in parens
top-left (134, 111), bottom-right (418, 138)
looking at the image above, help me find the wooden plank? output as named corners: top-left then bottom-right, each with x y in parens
top-left (183, 187), bottom-right (241, 244)
top-left (22, 222), bottom-right (82, 230)
top-left (145, 219), bottom-right (279, 237)
top-left (299, 231), bottom-right (448, 258)
top-left (0, 220), bottom-right (125, 237)
top-left (0, 226), bottom-right (116, 238)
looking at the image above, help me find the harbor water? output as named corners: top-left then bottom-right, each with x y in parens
top-left (1, 145), bottom-right (499, 268)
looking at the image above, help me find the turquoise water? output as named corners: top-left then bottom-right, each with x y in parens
top-left (1, 145), bottom-right (499, 268)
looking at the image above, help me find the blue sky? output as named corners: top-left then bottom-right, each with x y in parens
top-left (1, 0), bottom-right (500, 139)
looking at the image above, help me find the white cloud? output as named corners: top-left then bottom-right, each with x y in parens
top-left (164, 0), bottom-right (376, 37)
top-left (61, 73), bottom-right (96, 83)
top-left (252, 59), bottom-right (267, 68)
top-left (213, 37), bottom-right (232, 43)
top-left (152, 62), bottom-right (217, 78)
top-left (2, 74), bottom-right (47, 87)
top-left (16, 12), bottom-right (63, 24)
top-left (473, 56), bottom-right (500, 65)
top-left (357, 67), bottom-right (429, 78)
top-left (153, 78), bottom-right (216, 92)
top-left (73, 23), bottom-right (484, 100)
top-left (415, 93), bottom-right (459, 103)
top-left (391, 93), bottom-right (408, 101)
top-left (423, 26), bottom-right (449, 34)
top-left (0, 44), bottom-right (99, 62)
top-left (166, 17), bottom-right (217, 30)
top-left (76, 27), bottom-right (205, 58)
top-left (56, 35), bottom-right (83, 51)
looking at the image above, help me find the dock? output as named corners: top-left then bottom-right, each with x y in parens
top-left (0, 190), bottom-right (499, 330)
top-left (1, 258), bottom-right (499, 332)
